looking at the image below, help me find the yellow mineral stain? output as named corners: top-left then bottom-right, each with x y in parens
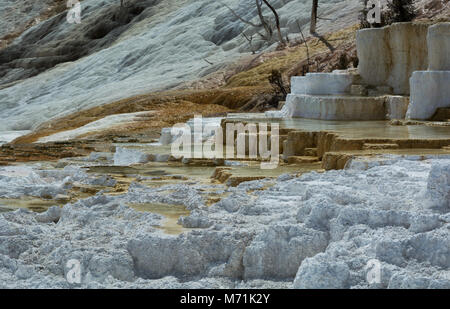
top-left (128, 202), bottom-right (191, 235)
top-left (0, 197), bottom-right (60, 213)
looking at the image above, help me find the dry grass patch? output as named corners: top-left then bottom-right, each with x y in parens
top-left (225, 25), bottom-right (358, 88)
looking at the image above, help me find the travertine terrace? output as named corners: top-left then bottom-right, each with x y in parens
top-left (0, 0), bottom-right (449, 290)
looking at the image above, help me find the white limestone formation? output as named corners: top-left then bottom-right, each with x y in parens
top-left (303, 72), bottom-right (354, 95)
top-left (386, 96), bottom-right (410, 120)
top-left (113, 147), bottom-right (150, 166)
top-left (274, 22), bottom-right (449, 121)
top-left (273, 72), bottom-right (410, 121)
top-left (407, 71), bottom-right (450, 120)
top-left (291, 76), bottom-right (306, 95)
top-left (356, 22), bottom-right (429, 95)
top-left (283, 94), bottom-right (386, 120)
top-left (290, 73), bottom-right (354, 96)
top-left (427, 23), bottom-right (450, 71)
top-left (264, 110), bottom-right (285, 118)
top-left (407, 23), bottom-right (450, 120)
top-left (282, 22), bottom-right (448, 121)
top-left (269, 72), bottom-right (373, 120)
top-left (159, 128), bottom-right (175, 145)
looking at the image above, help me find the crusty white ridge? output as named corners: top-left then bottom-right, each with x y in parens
top-left (0, 157), bottom-right (448, 288)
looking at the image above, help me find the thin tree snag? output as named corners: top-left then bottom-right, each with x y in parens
top-left (296, 20), bottom-right (310, 67)
top-left (223, 0), bottom-right (285, 45)
top-left (261, 0), bottom-right (285, 45)
top-left (310, 0), bottom-right (318, 34)
top-left (223, 3), bottom-right (262, 28)
top-left (256, 0), bottom-right (273, 41)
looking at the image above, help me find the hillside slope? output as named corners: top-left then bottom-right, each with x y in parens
top-left (0, 0), bottom-right (361, 134)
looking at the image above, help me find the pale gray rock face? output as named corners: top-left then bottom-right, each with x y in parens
top-left (293, 256), bottom-right (350, 289)
top-left (407, 71), bottom-right (450, 120)
top-left (0, 0), bottom-right (55, 38)
top-left (0, 0), bottom-right (166, 86)
top-left (127, 231), bottom-right (251, 280)
top-left (356, 23), bottom-right (429, 95)
top-left (243, 225), bottom-right (328, 280)
top-left (427, 23), bottom-right (450, 71)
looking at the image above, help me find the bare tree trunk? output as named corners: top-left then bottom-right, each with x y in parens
top-left (256, 0), bottom-right (273, 41)
top-left (261, 0), bottom-right (285, 45)
top-left (310, 0), bottom-right (318, 34)
top-left (296, 20), bottom-right (310, 67)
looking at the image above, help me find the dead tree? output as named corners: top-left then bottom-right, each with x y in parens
top-left (223, 0), bottom-right (272, 41)
top-left (310, 0), bottom-right (318, 34)
top-left (223, 0), bottom-right (285, 45)
top-left (261, 0), bottom-right (285, 45)
top-left (296, 20), bottom-right (311, 68)
top-left (255, 0), bottom-right (273, 41)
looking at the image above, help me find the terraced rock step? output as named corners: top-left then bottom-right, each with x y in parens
top-left (287, 156), bottom-right (320, 164)
top-left (211, 167), bottom-right (233, 183)
top-left (350, 84), bottom-right (368, 96)
top-left (0, 142), bottom-right (96, 165)
top-left (181, 158), bottom-right (225, 167)
top-left (304, 148), bottom-right (318, 156)
top-left (363, 143), bottom-right (400, 150)
top-left (211, 167), bottom-right (267, 186)
top-left (226, 176), bottom-right (267, 187)
top-left (431, 107), bottom-right (450, 121)
top-left (284, 94), bottom-right (386, 120)
top-left (322, 148), bottom-right (450, 170)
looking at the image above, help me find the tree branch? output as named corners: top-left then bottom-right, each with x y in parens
top-left (261, 0), bottom-right (285, 45)
top-left (222, 2), bottom-right (262, 28)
